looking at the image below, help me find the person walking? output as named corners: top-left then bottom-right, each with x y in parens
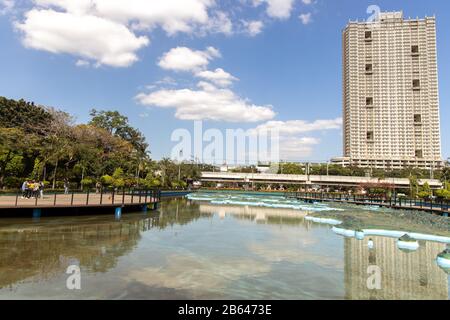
top-left (64, 179), bottom-right (69, 194)
top-left (25, 181), bottom-right (32, 199)
top-left (32, 182), bottom-right (39, 199)
top-left (21, 180), bottom-right (27, 199)
top-left (39, 181), bottom-right (44, 199)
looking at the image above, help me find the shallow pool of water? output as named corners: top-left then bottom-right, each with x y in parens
top-left (0, 195), bottom-right (448, 300)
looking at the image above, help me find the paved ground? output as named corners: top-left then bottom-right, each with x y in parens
top-left (0, 193), bottom-right (157, 208)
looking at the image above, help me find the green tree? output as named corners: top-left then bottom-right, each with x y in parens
top-left (279, 163), bottom-right (303, 175)
top-left (0, 128), bottom-right (36, 187)
top-left (409, 175), bottom-right (419, 198)
top-left (112, 168), bottom-right (125, 188)
top-left (418, 182), bottom-right (432, 199)
top-left (0, 97), bottom-right (53, 134)
top-left (89, 109), bottom-right (149, 156)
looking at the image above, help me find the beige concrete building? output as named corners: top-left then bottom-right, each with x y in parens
top-left (340, 11), bottom-right (442, 169)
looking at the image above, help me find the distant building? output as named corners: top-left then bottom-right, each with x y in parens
top-left (340, 11), bottom-right (442, 169)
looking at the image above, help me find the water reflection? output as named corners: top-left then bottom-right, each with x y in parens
top-left (0, 215), bottom-right (144, 289)
top-left (344, 237), bottom-right (448, 300)
top-left (0, 197), bottom-right (448, 299)
top-left (0, 199), bottom-right (207, 291)
top-left (198, 203), bottom-right (308, 224)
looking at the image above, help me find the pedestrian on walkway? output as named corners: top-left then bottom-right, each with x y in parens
top-left (39, 181), bottom-right (45, 199)
top-left (21, 180), bottom-right (28, 199)
top-left (64, 179), bottom-right (69, 194)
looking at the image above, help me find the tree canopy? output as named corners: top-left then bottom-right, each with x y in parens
top-left (0, 96), bottom-right (200, 190)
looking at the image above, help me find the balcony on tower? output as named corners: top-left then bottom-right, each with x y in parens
top-left (414, 114), bottom-right (422, 126)
top-left (364, 30), bottom-right (372, 42)
top-left (411, 45), bottom-right (420, 57)
top-left (366, 131), bottom-right (374, 142)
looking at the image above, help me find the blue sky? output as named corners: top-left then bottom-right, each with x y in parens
top-left (0, 0), bottom-right (449, 162)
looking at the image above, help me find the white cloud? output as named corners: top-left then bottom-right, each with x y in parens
top-left (250, 118), bottom-right (342, 159)
top-left (34, 0), bottom-right (93, 14)
top-left (15, 9), bottom-right (149, 67)
top-left (195, 68), bottom-right (238, 87)
top-left (96, 0), bottom-right (213, 35)
top-left (299, 12), bottom-right (312, 25)
top-left (15, 0), bottom-right (235, 67)
top-left (251, 0), bottom-right (264, 7)
top-left (135, 82), bottom-right (275, 122)
top-left (252, 0), bottom-right (314, 22)
top-left (158, 46), bottom-right (220, 72)
top-left (158, 46), bottom-right (237, 87)
top-left (154, 76), bottom-right (178, 87)
top-left (13, 0), bottom-right (309, 67)
top-left (75, 59), bottom-right (90, 67)
top-left (279, 136), bottom-right (319, 159)
top-left (0, 0), bottom-right (14, 14)
top-left (34, 0), bottom-right (214, 35)
top-left (253, 118), bottom-right (342, 135)
top-left (249, 0), bottom-right (294, 19)
top-left (242, 20), bottom-right (264, 36)
top-left (265, 0), bottom-right (295, 19)
top-left (202, 11), bottom-right (233, 36)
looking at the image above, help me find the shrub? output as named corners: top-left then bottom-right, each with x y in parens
top-left (149, 178), bottom-right (161, 188)
top-left (55, 181), bottom-right (65, 189)
top-left (69, 182), bottom-right (78, 190)
top-left (101, 175), bottom-right (114, 186)
top-left (112, 168), bottom-right (124, 179)
top-left (179, 180), bottom-right (187, 188)
top-left (417, 191), bottom-right (431, 199)
top-left (3, 176), bottom-right (22, 189)
top-left (81, 178), bottom-right (94, 190)
top-left (124, 178), bottom-right (136, 188)
top-left (435, 189), bottom-right (450, 200)
top-left (112, 178), bottom-right (125, 189)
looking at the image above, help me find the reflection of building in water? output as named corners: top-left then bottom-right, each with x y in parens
top-left (198, 204), bottom-right (308, 225)
top-left (344, 236), bottom-right (448, 300)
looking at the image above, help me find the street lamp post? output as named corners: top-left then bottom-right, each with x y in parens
top-left (178, 150), bottom-right (183, 182)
